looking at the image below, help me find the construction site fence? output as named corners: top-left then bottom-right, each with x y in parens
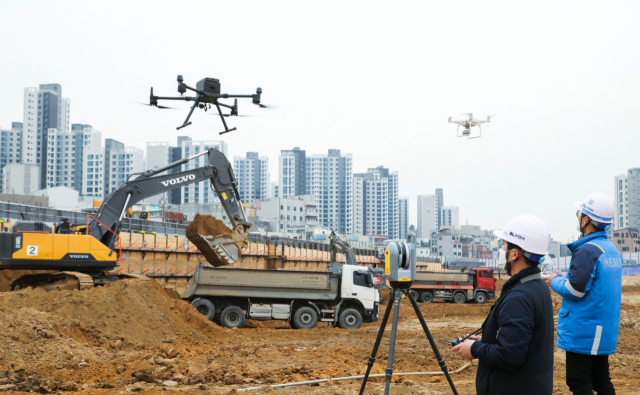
top-left (0, 201), bottom-right (188, 235)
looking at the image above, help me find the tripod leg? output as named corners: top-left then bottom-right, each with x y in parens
top-left (407, 291), bottom-right (460, 395)
top-left (358, 291), bottom-right (394, 395)
top-left (384, 290), bottom-right (402, 395)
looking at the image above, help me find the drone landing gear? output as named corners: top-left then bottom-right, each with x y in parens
top-left (358, 289), bottom-right (459, 395)
top-left (176, 99), bottom-right (200, 130)
top-left (177, 122), bottom-right (192, 130)
top-left (215, 102), bottom-right (236, 135)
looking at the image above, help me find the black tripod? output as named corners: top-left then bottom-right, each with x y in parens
top-left (358, 287), bottom-right (459, 395)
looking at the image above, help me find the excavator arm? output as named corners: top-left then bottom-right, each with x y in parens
top-left (329, 231), bottom-right (356, 266)
top-left (89, 148), bottom-right (249, 265)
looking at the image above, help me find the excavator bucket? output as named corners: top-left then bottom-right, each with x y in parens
top-left (186, 214), bottom-right (249, 267)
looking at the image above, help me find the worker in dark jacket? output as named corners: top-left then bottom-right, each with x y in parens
top-left (453, 214), bottom-right (554, 395)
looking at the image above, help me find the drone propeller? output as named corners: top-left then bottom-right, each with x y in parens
top-left (133, 101), bottom-right (177, 109)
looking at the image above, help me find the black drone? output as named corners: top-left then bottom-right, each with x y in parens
top-left (147, 75), bottom-right (264, 134)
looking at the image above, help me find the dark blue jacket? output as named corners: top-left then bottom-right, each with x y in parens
top-left (471, 266), bottom-right (554, 395)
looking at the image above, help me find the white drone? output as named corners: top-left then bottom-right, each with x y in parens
top-left (448, 113), bottom-right (491, 139)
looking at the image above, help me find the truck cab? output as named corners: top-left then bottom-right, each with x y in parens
top-left (473, 267), bottom-right (496, 298)
top-left (339, 264), bottom-right (380, 322)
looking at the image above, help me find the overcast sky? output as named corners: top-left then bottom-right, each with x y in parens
top-left (1, 1), bottom-right (639, 242)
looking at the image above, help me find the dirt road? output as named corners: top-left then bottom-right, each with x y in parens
top-left (0, 276), bottom-right (638, 394)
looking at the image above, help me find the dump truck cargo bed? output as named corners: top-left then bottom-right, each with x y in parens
top-left (180, 265), bottom-right (339, 300)
top-left (415, 271), bottom-right (474, 284)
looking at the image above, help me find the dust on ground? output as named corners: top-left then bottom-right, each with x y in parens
top-left (0, 275), bottom-right (639, 394)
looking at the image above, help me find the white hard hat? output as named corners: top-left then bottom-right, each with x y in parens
top-left (493, 214), bottom-right (550, 258)
top-left (575, 192), bottom-right (614, 225)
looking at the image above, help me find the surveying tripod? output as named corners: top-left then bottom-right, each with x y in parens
top-left (358, 286), bottom-right (459, 395)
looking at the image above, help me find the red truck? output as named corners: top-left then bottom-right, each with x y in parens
top-left (409, 267), bottom-right (496, 304)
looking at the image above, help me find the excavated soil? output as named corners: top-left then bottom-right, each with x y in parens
top-left (0, 276), bottom-right (639, 394)
top-left (186, 214), bottom-right (245, 266)
top-left (186, 214), bottom-right (234, 240)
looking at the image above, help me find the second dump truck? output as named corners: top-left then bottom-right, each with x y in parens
top-left (181, 263), bottom-right (379, 329)
top-left (409, 267), bottom-right (496, 304)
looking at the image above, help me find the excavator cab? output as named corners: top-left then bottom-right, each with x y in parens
top-left (130, 211), bottom-right (149, 220)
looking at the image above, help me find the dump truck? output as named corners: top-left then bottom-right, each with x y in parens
top-left (181, 263), bottom-right (380, 330)
top-left (409, 267), bottom-right (496, 304)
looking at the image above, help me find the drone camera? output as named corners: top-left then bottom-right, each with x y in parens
top-left (385, 233), bottom-right (416, 287)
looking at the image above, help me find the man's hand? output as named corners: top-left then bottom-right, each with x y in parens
top-left (541, 274), bottom-right (554, 287)
top-left (452, 339), bottom-right (475, 360)
top-left (553, 270), bottom-right (565, 277)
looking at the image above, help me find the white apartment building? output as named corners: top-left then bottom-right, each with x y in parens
top-left (144, 141), bottom-right (172, 205)
top-left (616, 168), bottom-right (640, 230)
top-left (278, 147), bottom-right (306, 198)
top-left (614, 173), bottom-right (628, 230)
top-left (46, 125), bottom-right (104, 198)
top-left (305, 149), bottom-right (352, 235)
top-left (105, 146), bottom-right (144, 195)
top-left (180, 140), bottom-right (227, 204)
top-left (22, 88), bottom-right (38, 165)
top-left (35, 84), bottom-right (70, 189)
top-left (0, 123), bottom-right (23, 192)
top-left (417, 194), bottom-right (439, 238)
top-left (399, 196), bottom-right (409, 239)
top-left (271, 182), bottom-right (279, 198)
top-left (614, 169), bottom-right (640, 230)
top-left (352, 166), bottom-right (399, 238)
top-left (442, 206), bottom-right (460, 230)
top-left (233, 152), bottom-right (270, 203)
top-left (146, 141), bottom-right (171, 173)
top-left (2, 163), bottom-right (39, 194)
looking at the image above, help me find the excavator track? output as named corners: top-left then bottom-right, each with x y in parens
top-left (11, 271), bottom-right (94, 291)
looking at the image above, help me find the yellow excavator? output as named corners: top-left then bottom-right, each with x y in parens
top-left (1, 148), bottom-right (250, 291)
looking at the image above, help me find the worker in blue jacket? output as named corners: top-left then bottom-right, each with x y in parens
top-left (543, 193), bottom-right (622, 395)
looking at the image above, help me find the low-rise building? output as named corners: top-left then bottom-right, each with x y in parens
top-left (611, 228), bottom-right (640, 254)
top-left (257, 195), bottom-right (319, 233)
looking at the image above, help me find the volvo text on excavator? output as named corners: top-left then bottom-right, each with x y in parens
top-left (0, 148), bottom-right (250, 291)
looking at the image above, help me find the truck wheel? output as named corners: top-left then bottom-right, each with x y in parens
top-left (474, 292), bottom-right (487, 304)
top-left (220, 306), bottom-right (245, 328)
top-left (409, 290), bottom-right (420, 301)
top-left (453, 292), bottom-right (466, 304)
top-left (420, 292), bottom-right (433, 303)
top-left (293, 307), bottom-right (318, 329)
top-left (191, 298), bottom-right (215, 320)
top-left (289, 319), bottom-right (298, 329)
top-left (338, 309), bottom-right (363, 329)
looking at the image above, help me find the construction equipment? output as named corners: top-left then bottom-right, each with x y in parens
top-left (410, 267), bottom-right (497, 304)
top-left (1, 148), bottom-right (250, 290)
top-left (182, 263), bottom-right (379, 329)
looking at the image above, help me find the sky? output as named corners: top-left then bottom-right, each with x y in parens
top-left (1, 1), bottom-right (639, 243)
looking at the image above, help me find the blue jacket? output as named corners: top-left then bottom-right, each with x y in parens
top-left (551, 231), bottom-right (622, 355)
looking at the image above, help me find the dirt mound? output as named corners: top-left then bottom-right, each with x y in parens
top-left (0, 279), bottom-right (229, 391)
top-left (0, 279), bottom-right (224, 347)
